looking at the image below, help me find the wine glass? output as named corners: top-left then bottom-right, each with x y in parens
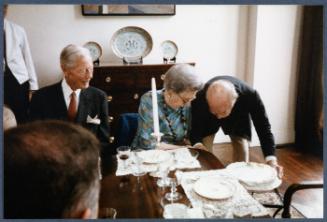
top-left (169, 151), bottom-right (177, 171)
top-left (157, 164), bottom-right (171, 187)
top-left (117, 146), bottom-right (131, 171)
top-left (132, 148), bottom-right (146, 177)
top-left (165, 177), bottom-right (182, 201)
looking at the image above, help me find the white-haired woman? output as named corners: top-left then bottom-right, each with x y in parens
top-left (132, 64), bottom-right (203, 150)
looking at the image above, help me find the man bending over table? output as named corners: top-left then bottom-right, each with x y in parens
top-left (190, 76), bottom-right (283, 178)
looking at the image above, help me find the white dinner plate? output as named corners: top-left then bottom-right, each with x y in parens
top-left (193, 177), bottom-right (235, 200)
top-left (138, 149), bottom-right (171, 164)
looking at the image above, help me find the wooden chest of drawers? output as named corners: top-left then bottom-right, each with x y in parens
top-left (90, 62), bottom-right (194, 144)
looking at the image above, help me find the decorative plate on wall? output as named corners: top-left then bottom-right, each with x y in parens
top-left (110, 26), bottom-right (153, 60)
top-left (161, 40), bottom-right (178, 60)
top-left (84, 41), bottom-right (102, 62)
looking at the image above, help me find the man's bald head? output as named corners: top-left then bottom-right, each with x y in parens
top-left (206, 80), bottom-right (238, 119)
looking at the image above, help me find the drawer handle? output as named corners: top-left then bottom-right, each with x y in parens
top-left (109, 136), bottom-right (115, 143)
top-left (161, 74), bottom-right (165, 80)
top-left (108, 116), bottom-right (114, 123)
top-left (107, 95), bottom-right (113, 102)
top-left (105, 76), bottom-right (111, 83)
top-left (133, 93), bottom-right (139, 100)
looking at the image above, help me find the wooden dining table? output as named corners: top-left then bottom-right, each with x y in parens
top-left (99, 148), bottom-right (224, 218)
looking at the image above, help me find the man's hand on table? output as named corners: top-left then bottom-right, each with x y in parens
top-left (267, 159), bottom-right (284, 179)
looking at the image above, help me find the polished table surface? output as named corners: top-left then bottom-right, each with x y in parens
top-left (99, 148), bottom-right (224, 218)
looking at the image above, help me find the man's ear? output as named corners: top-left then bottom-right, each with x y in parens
top-left (80, 208), bottom-right (92, 219)
top-left (61, 64), bottom-right (68, 75)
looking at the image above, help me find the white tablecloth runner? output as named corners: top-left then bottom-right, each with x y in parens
top-left (116, 148), bottom-right (201, 176)
top-left (175, 169), bottom-right (269, 218)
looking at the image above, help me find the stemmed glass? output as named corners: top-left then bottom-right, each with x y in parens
top-left (165, 177), bottom-right (182, 201)
top-left (157, 164), bottom-right (171, 187)
top-left (98, 157), bottom-right (102, 180)
top-left (117, 146), bottom-right (131, 172)
top-left (132, 148), bottom-right (146, 177)
top-left (169, 151), bottom-right (177, 171)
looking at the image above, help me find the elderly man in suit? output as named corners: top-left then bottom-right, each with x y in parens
top-left (29, 44), bottom-right (110, 155)
top-left (190, 76), bottom-right (283, 177)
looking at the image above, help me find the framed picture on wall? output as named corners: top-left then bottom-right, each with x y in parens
top-left (82, 4), bottom-right (176, 16)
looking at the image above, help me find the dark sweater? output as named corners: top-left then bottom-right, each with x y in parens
top-left (190, 76), bottom-right (275, 157)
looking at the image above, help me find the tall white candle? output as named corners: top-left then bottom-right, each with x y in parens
top-left (151, 78), bottom-right (160, 138)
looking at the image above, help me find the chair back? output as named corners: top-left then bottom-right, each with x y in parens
top-left (112, 113), bottom-right (139, 150)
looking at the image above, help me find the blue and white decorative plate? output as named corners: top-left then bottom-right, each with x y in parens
top-left (84, 41), bottom-right (102, 62)
top-left (110, 26), bottom-right (153, 59)
top-left (161, 40), bottom-right (178, 59)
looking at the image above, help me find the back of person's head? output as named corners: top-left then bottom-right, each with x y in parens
top-left (4, 120), bottom-right (101, 219)
top-left (163, 64), bottom-right (203, 93)
top-left (60, 44), bottom-right (92, 70)
top-left (3, 105), bottom-right (17, 131)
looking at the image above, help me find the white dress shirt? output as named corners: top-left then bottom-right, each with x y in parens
top-left (4, 19), bottom-right (38, 90)
top-left (61, 78), bottom-right (81, 109)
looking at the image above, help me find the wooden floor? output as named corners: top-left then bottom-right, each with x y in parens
top-left (213, 143), bottom-right (323, 218)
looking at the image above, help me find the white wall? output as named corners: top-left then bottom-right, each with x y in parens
top-left (7, 5), bottom-right (244, 86)
top-left (250, 5), bottom-right (302, 146)
top-left (7, 4), bottom-right (301, 146)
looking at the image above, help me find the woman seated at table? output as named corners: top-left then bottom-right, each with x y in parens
top-left (132, 64), bottom-right (203, 150)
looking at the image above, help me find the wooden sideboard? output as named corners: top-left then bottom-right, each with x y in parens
top-left (90, 62), bottom-right (195, 145)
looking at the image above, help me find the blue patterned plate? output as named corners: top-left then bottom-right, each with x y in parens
top-left (110, 26), bottom-right (153, 59)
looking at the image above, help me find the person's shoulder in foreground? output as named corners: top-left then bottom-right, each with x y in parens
top-left (4, 120), bottom-right (101, 219)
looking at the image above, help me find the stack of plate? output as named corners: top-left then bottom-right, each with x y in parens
top-left (226, 162), bottom-right (282, 192)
